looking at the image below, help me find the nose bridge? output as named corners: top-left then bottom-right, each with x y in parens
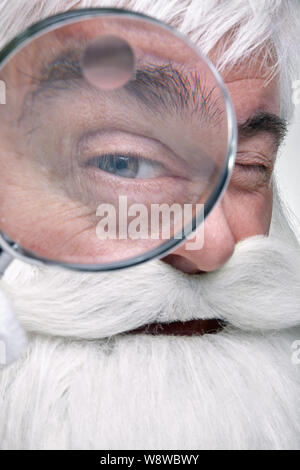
top-left (164, 200), bottom-right (236, 272)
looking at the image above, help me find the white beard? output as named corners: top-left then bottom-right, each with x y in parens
top-left (0, 327), bottom-right (299, 450)
top-left (1, 216), bottom-right (300, 449)
top-left (0, 0), bottom-right (299, 451)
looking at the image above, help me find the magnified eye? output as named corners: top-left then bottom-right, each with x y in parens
top-left (85, 153), bottom-right (168, 179)
top-left (0, 10), bottom-right (234, 269)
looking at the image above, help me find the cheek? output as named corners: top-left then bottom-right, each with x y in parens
top-left (222, 184), bottom-right (273, 241)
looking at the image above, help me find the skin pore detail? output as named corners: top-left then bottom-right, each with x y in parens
top-left (0, 15), bottom-right (285, 268)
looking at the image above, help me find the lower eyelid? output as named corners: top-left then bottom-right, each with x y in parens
top-left (82, 163), bottom-right (187, 187)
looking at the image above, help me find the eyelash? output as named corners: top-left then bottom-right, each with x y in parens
top-left (235, 163), bottom-right (269, 174)
top-left (231, 162), bottom-right (272, 190)
top-left (83, 152), bottom-right (171, 181)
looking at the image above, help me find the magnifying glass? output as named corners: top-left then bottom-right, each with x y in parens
top-left (0, 7), bottom-right (237, 273)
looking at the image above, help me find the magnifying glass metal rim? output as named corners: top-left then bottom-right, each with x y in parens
top-left (0, 7), bottom-right (237, 273)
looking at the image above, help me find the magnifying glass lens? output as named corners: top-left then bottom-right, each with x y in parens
top-left (0, 10), bottom-right (235, 269)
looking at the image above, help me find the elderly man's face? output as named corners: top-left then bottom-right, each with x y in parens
top-left (0, 16), bottom-right (284, 272)
top-left (1, 5), bottom-right (300, 450)
top-left (166, 60), bottom-right (282, 273)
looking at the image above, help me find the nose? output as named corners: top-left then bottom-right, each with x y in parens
top-left (162, 200), bottom-right (236, 273)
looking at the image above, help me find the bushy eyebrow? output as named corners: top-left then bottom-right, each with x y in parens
top-left (238, 111), bottom-right (287, 150)
top-left (28, 46), bottom-right (223, 124)
top-left (125, 62), bottom-right (222, 123)
top-left (23, 46), bottom-right (287, 150)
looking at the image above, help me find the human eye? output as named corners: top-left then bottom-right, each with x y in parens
top-left (72, 128), bottom-right (201, 209)
top-left (84, 152), bottom-right (170, 179)
top-left (231, 152), bottom-right (273, 191)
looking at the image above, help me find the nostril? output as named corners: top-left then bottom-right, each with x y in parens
top-left (162, 254), bottom-right (206, 274)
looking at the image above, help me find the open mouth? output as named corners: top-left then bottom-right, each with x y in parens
top-left (125, 318), bottom-right (226, 336)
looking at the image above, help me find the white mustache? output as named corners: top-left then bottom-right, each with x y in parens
top-left (2, 234), bottom-right (300, 338)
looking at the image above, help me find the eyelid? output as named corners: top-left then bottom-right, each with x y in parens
top-left (234, 163), bottom-right (270, 177)
top-left (231, 152), bottom-right (274, 190)
top-left (83, 152), bottom-right (171, 177)
top-left (235, 151), bottom-right (274, 171)
top-left (76, 129), bottom-right (192, 179)
top-left (84, 152), bottom-right (164, 167)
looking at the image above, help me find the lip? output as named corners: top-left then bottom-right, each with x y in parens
top-left (125, 318), bottom-right (226, 336)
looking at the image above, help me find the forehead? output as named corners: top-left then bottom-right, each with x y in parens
top-left (219, 46), bottom-right (280, 118)
top-left (49, 16), bottom-right (203, 66)
top-left (225, 75), bottom-right (280, 123)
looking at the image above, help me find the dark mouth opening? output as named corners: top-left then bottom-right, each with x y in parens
top-left (125, 318), bottom-right (226, 336)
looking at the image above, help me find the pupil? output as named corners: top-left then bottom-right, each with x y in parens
top-left (91, 154), bottom-right (140, 178)
top-left (115, 156), bottom-right (129, 170)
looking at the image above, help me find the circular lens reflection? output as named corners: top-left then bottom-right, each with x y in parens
top-left (0, 9), bottom-right (236, 269)
top-left (82, 34), bottom-right (135, 90)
